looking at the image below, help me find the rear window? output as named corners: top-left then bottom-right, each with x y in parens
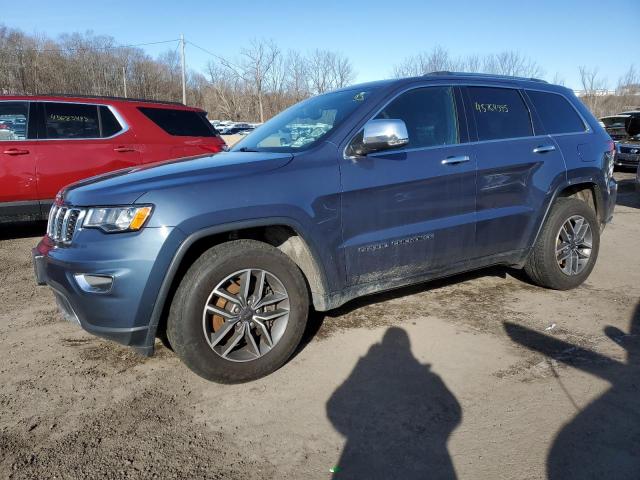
top-left (467, 87), bottom-right (533, 141)
top-left (527, 91), bottom-right (586, 134)
top-left (138, 107), bottom-right (217, 137)
top-left (43, 103), bottom-right (100, 139)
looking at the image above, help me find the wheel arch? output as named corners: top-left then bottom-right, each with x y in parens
top-left (522, 177), bottom-right (604, 268)
top-left (145, 218), bottom-right (330, 350)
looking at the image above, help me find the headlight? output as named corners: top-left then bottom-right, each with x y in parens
top-left (83, 206), bottom-right (153, 233)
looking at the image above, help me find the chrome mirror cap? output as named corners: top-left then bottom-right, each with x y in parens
top-left (362, 119), bottom-right (409, 153)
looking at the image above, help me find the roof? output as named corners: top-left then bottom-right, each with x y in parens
top-left (0, 94), bottom-right (203, 110)
top-left (423, 71), bottom-right (548, 83)
top-left (341, 72), bottom-right (564, 96)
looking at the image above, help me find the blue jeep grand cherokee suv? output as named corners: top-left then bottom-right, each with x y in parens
top-left (33, 72), bottom-right (617, 383)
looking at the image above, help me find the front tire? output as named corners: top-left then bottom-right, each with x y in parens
top-left (524, 197), bottom-right (600, 290)
top-left (167, 239), bottom-right (309, 383)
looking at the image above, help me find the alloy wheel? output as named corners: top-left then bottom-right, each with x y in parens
top-left (202, 269), bottom-right (290, 362)
top-left (555, 215), bottom-right (593, 276)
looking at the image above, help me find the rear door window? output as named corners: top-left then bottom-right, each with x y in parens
top-left (374, 86), bottom-right (459, 150)
top-left (138, 107), bottom-right (217, 137)
top-left (467, 87), bottom-right (533, 141)
top-left (0, 102), bottom-right (30, 140)
top-left (527, 91), bottom-right (586, 134)
top-left (43, 103), bottom-right (100, 139)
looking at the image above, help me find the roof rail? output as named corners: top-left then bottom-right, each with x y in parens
top-left (11, 93), bottom-right (186, 106)
top-left (425, 71), bottom-right (548, 83)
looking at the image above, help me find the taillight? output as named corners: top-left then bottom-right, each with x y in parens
top-left (604, 140), bottom-right (615, 179)
top-left (200, 144), bottom-right (224, 154)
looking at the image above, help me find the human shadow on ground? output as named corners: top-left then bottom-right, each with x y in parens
top-left (614, 177), bottom-right (640, 209)
top-left (326, 327), bottom-right (461, 479)
top-left (504, 302), bottom-right (640, 480)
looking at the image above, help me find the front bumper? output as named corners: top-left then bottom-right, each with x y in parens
top-left (604, 177), bottom-right (617, 226)
top-left (614, 152), bottom-right (640, 168)
top-left (32, 226), bottom-right (185, 355)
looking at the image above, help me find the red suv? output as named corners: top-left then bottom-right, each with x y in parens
top-left (0, 95), bottom-right (226, 222)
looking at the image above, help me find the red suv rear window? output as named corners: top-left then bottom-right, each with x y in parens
top-left (138, 107), bottom-right (217, 137)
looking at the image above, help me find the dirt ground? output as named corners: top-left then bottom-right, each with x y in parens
top-left (1, 172), bottom-right (638, 479)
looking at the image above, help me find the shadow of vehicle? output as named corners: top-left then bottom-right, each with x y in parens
top-left (0, 221), bottom-right (47, 240)
top-left (504, 302), bottom-right (640, 479)
top-left (295, 267), bottom-right (511, 358)
top-left (326, 327), bottom-right (461, 479)
top-left (615, 178), bottom-right (640, 209)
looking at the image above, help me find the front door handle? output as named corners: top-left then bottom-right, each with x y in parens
top-left (533, 145), bottom-right (556, 154)
top-left (441, 155), bottom-right (470, 165)
top-left (113, 146), bottom-right (135, 153)
top-left (3, 148), bottom-right (30, 156)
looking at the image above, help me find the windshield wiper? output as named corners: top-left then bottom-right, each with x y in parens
top-left (237, 147), bottom-right (259, 152)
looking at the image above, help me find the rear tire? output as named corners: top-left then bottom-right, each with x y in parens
top-left (167, 239), bottom-right (309, 383)
top-left (524, 197), bottom-right (599, 290)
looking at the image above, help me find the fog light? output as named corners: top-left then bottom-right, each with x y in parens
top-left (74, 274), bottom-right (114, 293)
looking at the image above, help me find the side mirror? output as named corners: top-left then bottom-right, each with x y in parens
top-left (348, 119), bottom-right (409, 157)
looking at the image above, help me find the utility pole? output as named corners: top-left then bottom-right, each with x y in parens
top-left (122, 66), bottom-right (127, 98)
top-left (180, 34), bottom-right (187, 105)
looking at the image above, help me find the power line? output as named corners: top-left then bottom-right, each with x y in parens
top-left (3, 38), bottom-right (180, 55)
top-left (186, 40), bottom-right (243, 71)
top-left (186, 40), bottom-right (225, 62)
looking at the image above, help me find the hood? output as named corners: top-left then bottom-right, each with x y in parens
top-left (63, 151), bottom-right (293, 206)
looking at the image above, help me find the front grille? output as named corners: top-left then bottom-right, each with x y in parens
top-left (47, 205), bottom-right (84, 244)
top-left (619, 145), bottom-right (640, 155)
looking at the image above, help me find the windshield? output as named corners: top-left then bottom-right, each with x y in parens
top-left (232, 88), bottom-right (375, 153)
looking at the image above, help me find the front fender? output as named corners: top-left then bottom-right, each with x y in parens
top-left (141, 216), bottom-right (334, 351)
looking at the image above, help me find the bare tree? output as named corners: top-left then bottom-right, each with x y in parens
top-left (483, 51), bottom-right (544, 78)
top-left (392, 46), bottom-right (458, 77)
top-left (617, 65), bottom-right (639, 95)
top-left (331, 52), bottom-right (355, 89)
top-left (392, 47), bottom-right (543, 79)
top-left (286, 50), bottom-right (310, 102)
top-left (307, 49), bottom-right (355, 94)
top-left (552, 72), bottom-right (566, 86)
top-left (219, 39), bottom-right (280, 123)
top-left (578, 66), bottom-right (609, 117)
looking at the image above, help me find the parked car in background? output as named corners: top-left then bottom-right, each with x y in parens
top-left (0, 95), bottom-right (226, 222)
top-left (219, 127), bottom-right (250, 135)
top-left (600, 111), bottom-right (640, 169)
top-left (33, 72), bottom-right (616, 383)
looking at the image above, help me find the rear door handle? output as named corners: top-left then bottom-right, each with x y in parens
top-left (3, 148), bottom-right (30, 156)
top-left (113, 146), bottom-right (135, 153)
top-left (441, 155), bottom-right (470, 165)
top-left (533, 145), bottom-right (556, 154)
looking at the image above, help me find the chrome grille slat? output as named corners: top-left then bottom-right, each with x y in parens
top-left (61, 209), bottom-right (72, 241)
top-left (54, 207), bottom-right (65, 241)
top-left (46, 205), bottom-right (84, 245)
top-left (47, 206), bottom-right (58, 237)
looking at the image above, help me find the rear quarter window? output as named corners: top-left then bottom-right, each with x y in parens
top-left (527, 91), bottom-right (586, 134)
top-left (138, 107), bottom-right (217, 137)
top-left (467, 87), bottom-right (533, 141)
top-left (99, 106), bottom-right (124, 137)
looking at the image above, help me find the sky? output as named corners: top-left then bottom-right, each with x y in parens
top-left (4, 0), bottom-right (639, 90)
